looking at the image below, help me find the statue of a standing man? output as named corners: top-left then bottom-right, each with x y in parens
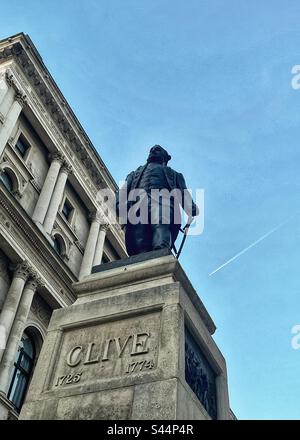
top-left (117, 145), bottom-right (199, 256)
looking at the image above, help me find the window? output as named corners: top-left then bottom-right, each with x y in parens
top-left (0, 170), bottom-right (13, 192)
top-left (53, 234), bottom-right (67, 258)
top-left (53, 236), bottom-right (62, 255)
top-left (62, 199), bottom-right (74, 223)
top-left (7, 332), bottom-right (35, 412)
top-left (15, 135), bottom-right (30, 158)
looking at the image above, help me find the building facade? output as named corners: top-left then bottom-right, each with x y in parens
top-left (0, 33), bottom-right (126, 419)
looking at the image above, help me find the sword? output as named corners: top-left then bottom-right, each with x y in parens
top-left (174, 216), bottom-right (194, 259)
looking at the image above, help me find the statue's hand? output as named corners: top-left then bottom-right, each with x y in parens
top-left (183, 216), bottom-right (194, 233)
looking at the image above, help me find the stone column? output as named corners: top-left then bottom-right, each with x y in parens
top-left (0, 275), bottom-right (43, 395)
top-left (79, 212), bottom-right (102, 280)
top-left (0, 261), bottom-right (31, 363)
top-left (0, 252), bottom-right (10, 312)
top-left (0, 76), bottom-right (8, 106)
top-left (93, 224), bottom-right (109, 267)
top-left (0, 90), bottom-right (26, 158)
top-left (0, 71), bottom-right (15, 124)
top-left (43, 162), bottom-right (72, 235)
top-left (32, 152), bottom-right (64, 225)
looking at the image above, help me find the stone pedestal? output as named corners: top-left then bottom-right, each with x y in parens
top-left (20, 251), bottom-right (231, 420)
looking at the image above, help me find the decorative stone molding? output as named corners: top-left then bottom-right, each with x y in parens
top-left (17, 71), bottom-right (105, 201)
top-left (99, 223), bottom-right (110, 232)
top-left (88, 210), bottom-right (106, 224)
top-left (61, 161), bottom-right (72, 175)
top-left (0, 211), bottom-right (10, 230)
top-left (74, 239), bottom-right (84, 254)
top-left (49, 151), bottom-right (64, 164)
top-left (5, 71), bottom-right (15, 88)
top-left (52, 228), bottom-right (71, 261)
top-left (5, 69), bottom-right (27, 107)
top-left (1, 43), bottom-right (108, 191)
top-left (55, 212), bottom-right (78, 243)
top-left (15, 90), bottom-right (27, 107)
top-left (25, 274), bottom-right (44, 292)
top-left (30, 178), bottom-right (42, 193)
top-left (0, 159), bottom-right (27, 197)
top-left (0, 35), bottom-right (127, 259)
top-left (10, 260), bottom-right (32, 281)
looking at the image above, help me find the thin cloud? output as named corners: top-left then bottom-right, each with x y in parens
top-left (209, 218), bottom-right (291, 276)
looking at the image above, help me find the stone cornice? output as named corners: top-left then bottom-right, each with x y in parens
top-left (0, 33), bottom-right (127, 257)
top-left (0, 36), bottom-right (116, 192)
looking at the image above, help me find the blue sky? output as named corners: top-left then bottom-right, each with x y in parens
top-left (2, 0), bottom-right (300, 419)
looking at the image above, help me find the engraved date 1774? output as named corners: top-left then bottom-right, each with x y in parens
top-left (126, 359), bottom-right (154, 374)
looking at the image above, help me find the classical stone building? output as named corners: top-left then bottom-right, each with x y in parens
top-left (0, 32), bottom-right (236, 421)
top-left (0, 33), bottom-right (126, 419)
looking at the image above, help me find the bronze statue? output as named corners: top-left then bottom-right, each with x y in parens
top-left (117, 145), bottom-right (199, 256)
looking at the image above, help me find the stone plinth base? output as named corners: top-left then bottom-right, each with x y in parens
top-left (20, 252), bottom-right (230, 420)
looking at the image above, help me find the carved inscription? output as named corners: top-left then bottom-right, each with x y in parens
top-left (52, 313), bottom-right (160, 388)
top-left (66, 332), bottom-right (150, 367)
top-left (55, 373), bottom-right (82, 387)
top-left (126, 359), bottom-right (154, 374)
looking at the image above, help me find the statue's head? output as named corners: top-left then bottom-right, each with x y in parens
top-left (147, 145), bottom-right (171, 165)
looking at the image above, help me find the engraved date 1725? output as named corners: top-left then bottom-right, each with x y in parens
top-left (55, 372), bottom-right (82, 387)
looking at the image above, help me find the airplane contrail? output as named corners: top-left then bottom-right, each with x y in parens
top-left (208, 218), bottom-right (291, 276)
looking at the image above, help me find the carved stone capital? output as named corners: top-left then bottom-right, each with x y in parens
top-left (25, 275), bottom-right (44, 292)
top-left (88, 210), bottom-right (104, 224)
top-left (100, 223), bottom-right (110, 232)
top-left (15, 90), bottom-right (27, 107)
top-left (49, 151), bottom-right (65, 164)
top-left (5, 69), bottom-right (27, 106)
top-left (11, 260), bottom-right (32, 281)
top-left (5, 70), bottom-right (15, 88)
top-left (61, 161), bottom-right (72, 175)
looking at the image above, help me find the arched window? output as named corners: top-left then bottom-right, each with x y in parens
top-left (0, 170), bottom-right (14, 192)
top-left (53, 236), bottom-right (62, 255)
top-left (52, 234), bottom-right (66, 257)
top-left (7, 331), bottom-right (36, 412)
